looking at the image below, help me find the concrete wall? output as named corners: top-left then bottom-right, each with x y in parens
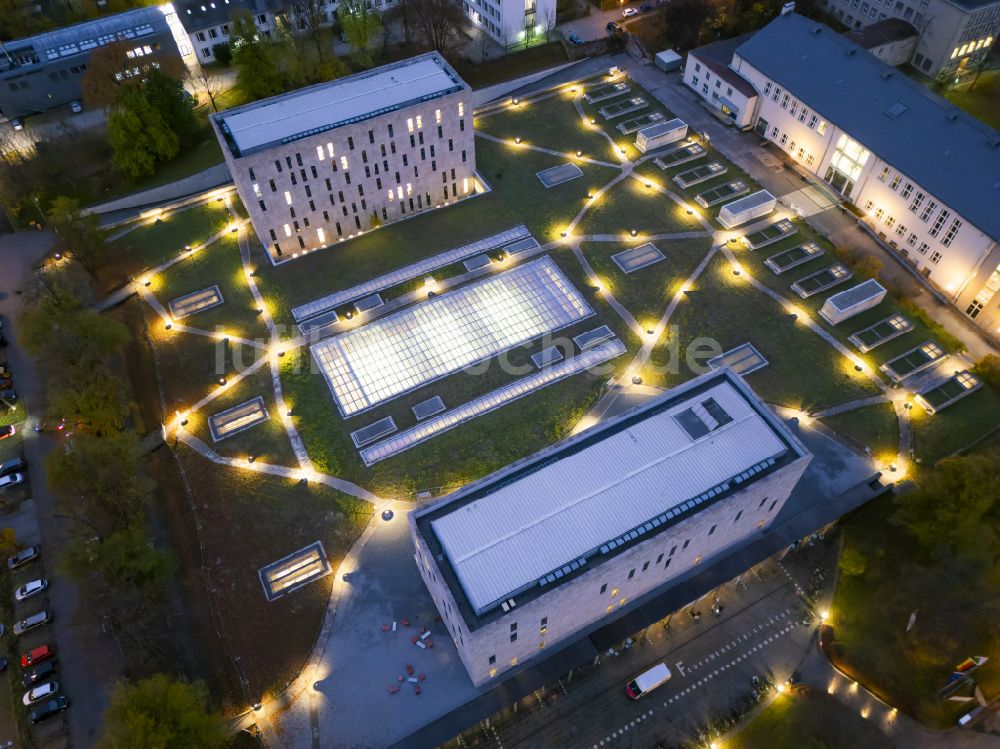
top-left (411, 454), bottom-right (810, 686)
top-left (218, 89), bottom-right (477, 263)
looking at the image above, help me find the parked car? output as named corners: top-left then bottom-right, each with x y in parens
top-left (15, 578), bottom-right (48, 602)
top-left (70, 100), bottom-right (82, 113)
top-left (0, 456), bottom-right (25, 477)
top-left (23, 681), bottom-right (59, 706)
top-left (14, 610), bottom-right (52, 635)
top-left (622, 6), bottom-right (638, 16)
top-left (30, 695), bottom-right (68, 724)
top-left (0, 472), bottom-right (24, 489)
top-left (23, 660), bottom-right (56, 689)
top-left (0, 424), bottom-right (14, 440)
top-left (640, 2), bottom-right (653, 9)
top-left (20, 644), bottom-right (55, 669)
top-left (568, 32), bottom-right (583, 44)
top-left (7, 545), bottom-right (39, 569)
top-left (607, 21), bottom-right (623, 33)
top-left (10, 118), bottom-right (23, 131)
top-left (0, 658), bottom-right (7, 673)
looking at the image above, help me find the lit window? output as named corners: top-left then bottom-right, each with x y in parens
top-left (327, 143), bottom-right (334, 158)
top-left (463, 177), bottom-right (469, 193)
top-left (407, 117), bottom-right (414, 132)
top-left (435, 108), bottom-right (442, 124)
top-left (416, 115), bottom-right (422, 128)
top-left (283, 224), bottom-right (292, 237)
top-left (458, 102), bottom-right (465, 117)
top-left (317, 228), bottom-right (325, 244)
top-left (316, 145), bottom-right (324, 161)
top-left (284, 191), bottom-right (292, 205)
top-left (341, 156), bottom-right (348, 170)
top-left (817, 120), bottom-right (828, 135)
top-left (252, 183), bottom-right (261, 198)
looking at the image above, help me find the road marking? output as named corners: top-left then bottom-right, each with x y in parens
top-left (675, 661), bottom-right (685, 677)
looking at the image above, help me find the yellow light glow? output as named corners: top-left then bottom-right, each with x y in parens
top-left (819, 609), bottom-right (829, 621)
top-left (776, 683), bottom-right (786, 694)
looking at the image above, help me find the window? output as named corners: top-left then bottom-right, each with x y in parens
top-left (942, 218), bottom-right (961, 246)
top-left (966, 299), bottom-right (984, 318)
top-left (917, 242), bottom-right (929, 255)
top-left (540, 617), bottom-right (547, 634)
top-left (781, 93), bottom-right (790, 109)
top-left (669, 545), bottom-right (677, 556)
top-left (909, 192), bottom-right (924, 212)
top-left (929, 251), bottom-right (942, 264)
top-left (600, 583), bottom-right (607, 594)
top-left (489, 654), bottom-right (496, 665)
top-left (759, 497), bottom-right (768, 508)
top-left (864, 200), bottom-right (874, 212)
top-left (896, 223), bottom-right (906, 237)
top-left (829, 134), bottom-right (870, 181)
top-left (901, 182), bottom-right (913, 199)
top-left (920, 200), bottom-right (937, 222)
top-left (929, 209), bottom-right (950, 237)
top-left (817, 120), bottom-right (828, 135)
top-left (708, 524), bottom-right (717, 536)
top-left (510, 632), bottom-right (517, 642)
top-left (763, 80), bottom-right (771, 95)
top-left (682, 539), bottom-right (690, 550)
top-left (768, 500), bottom-right (778, 512)
top-left (808, 114), bottom-right (818, 129)
top-left (627, 568), bottom-right (635, 579)
top-left (664, 557), bottom-right (672, 569)
top-left (890, 176), bottom-right (901, 191)
top-left (907, 232), bottom-right (917, 246)
top-left (642, 561), bottom-right (650, 572)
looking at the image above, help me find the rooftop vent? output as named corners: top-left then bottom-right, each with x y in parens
top-left (883, 101), bottom-right (908, 119)
top-left (881, 70), bottom-right (894, 80)
top-left (946, 111), bottom-right (959, 121)
top-left (674, 397), bottom-right (734, 439)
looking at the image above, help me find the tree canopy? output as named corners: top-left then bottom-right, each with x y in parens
top-left (97, 675), bottom-right (226, 749)
top-left (108, 87), bottom-right (181, 180)
top-left (892, 449), bottom-right (1000, 567)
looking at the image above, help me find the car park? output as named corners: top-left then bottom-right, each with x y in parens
top-left (20, 644), bottom-right (55, 668)
top-left (22, 681), bottom-right (59, 706)
top-left (0, 456), bottom-right (25, 477)
top-left (622, 6), bottom-right (638, 16)
top-left (15, 578), bottom-right (48, 601)
top-left (0, 472), bottom-right (24, 489)
top-left (30, 695), bottom-right (69, 724)
top-left (23, 660), bottom-right (56, 688)
top-left (7, 545), bottom-right (39, 569)
top-left (14, 610), bottom-right (52, 635)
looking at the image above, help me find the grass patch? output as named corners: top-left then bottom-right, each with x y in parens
top-left (253, 138), bottom-right (620, 324)
top-left (575, 175), bottom-right (705, 237)
top-left (729, 687), bottom-right (895, 749)
top-left (103, 199), bottom-right (233, 291)
top-left (943, 68), bottom-right (1000, 132)
top-left (154, 233), bottom-right (268, 341)
top-left (475, 92), bottom-right (615, 159)
top-left (579, 237), bottom-right (712, 323)
top-left (153, 446), bottom-right (370, 711)
top-left (909, 382), bottom-right (1000, 463)
top-left (656, 255), bottom-right (880, 408)
top-left (820, 403), bottom-right (899, 458)
top-left (448, 42), bottom-right (569, 89)
top-left (830, 493), bottom-right (1000, 728)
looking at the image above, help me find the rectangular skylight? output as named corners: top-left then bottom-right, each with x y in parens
top-left (311, 257), bottom-right (593, 416)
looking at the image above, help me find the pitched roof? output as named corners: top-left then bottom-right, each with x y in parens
top-left (844, 17), bottom-right (917, 48)
top-left (688, 32), bottom-right (758, 99)
top-left (734, 12), bottom-right (1000, 241)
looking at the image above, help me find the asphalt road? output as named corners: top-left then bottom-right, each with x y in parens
top-left (0, 228), bottom-right (113, 748)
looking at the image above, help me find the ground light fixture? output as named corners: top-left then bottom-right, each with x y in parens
top-left (218, 376), bottom-right (227, 386)
top-left (514, 136), bottom-right (522, 144)
top-left (819, 609), bottom-right (830, 621)
top-left (576, 150), bottom-right (583, 157)
top-left (630, 229), bottom-right (638, 237)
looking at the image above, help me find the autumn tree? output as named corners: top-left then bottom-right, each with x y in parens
top-left (410, 0), bottom-right (465, 54)
top-left (82, 40), bottom-right (184, 108)
top-left (661, 0), bottom-right (713, 51)
top-left (97, 676), bottom-right (226, 749)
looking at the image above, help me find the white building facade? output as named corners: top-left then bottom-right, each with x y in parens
top-left (409, 370), bottom-right (811, 686)
top-left (820, 0), bottom-right (998, 76)
top-left (463, 0), bottom-right (556, 47)
top-left (684, 11), bottom-right (1000, 336)
top-left (213, 53), bottom-right (476, 262)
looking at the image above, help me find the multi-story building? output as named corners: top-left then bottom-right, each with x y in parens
top-left (463, 0), bottom-right (557, 48)
top-left (176, 0), bottom-right (280, 65)
top-left (844, 17), bottom-right (918, 65)
top-left (212, 53), bottom-right (477, 262)
top-left (821, 0), bottom-right (998, 76)
top-left (410, 369), bottom-right (811, 686)
top-left (0, 5), bottom-right (196, 121)
top-left (684, 11), bottom-right (1000, 336)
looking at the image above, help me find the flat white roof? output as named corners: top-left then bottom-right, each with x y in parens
top-left (825, 279), bottom-right (886, 312)
top-left (217, 54), bottom-right (465, 155)
top-left (311, 257), bottom-right (593, 416)
top-left (430, 374), bottom-right (794, 614)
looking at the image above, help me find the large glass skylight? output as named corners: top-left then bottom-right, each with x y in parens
top-left (311, 257), bottom-right (593, 416)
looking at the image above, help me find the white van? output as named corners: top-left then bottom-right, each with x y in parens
top-left (625, 662), bottom-right (671, 699)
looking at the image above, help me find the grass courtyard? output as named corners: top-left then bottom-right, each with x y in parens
top-left (120, 73), bottom-right (1000, 717)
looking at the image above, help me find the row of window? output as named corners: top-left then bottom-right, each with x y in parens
top-left (767, 126), bottom-right (817, 168)
top-left (872, 168), bottom-right (963, 248)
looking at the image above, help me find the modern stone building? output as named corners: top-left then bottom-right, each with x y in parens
top-left (409, 369), bottom-right (811, 686)
top-left (212, 53), bottom-right (476, 262)
top-left (684, 11), bottom-right (1000, 337)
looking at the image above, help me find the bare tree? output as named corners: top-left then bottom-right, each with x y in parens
top-left (297, 0), bottom-right (336, 66)
top-left (410, 0), bottom-right (465, 55)
top-left (188, 65), bottom-right (228, 112)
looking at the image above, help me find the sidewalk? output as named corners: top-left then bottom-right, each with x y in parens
top-left (620, 57), bottom-right (999, 361)
top-left (84, 162), bottom-right (231, 216)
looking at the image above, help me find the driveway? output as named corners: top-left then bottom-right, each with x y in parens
top-left (560, 1), bottom-right (653, 42)
top-left (0, 228), bottom-right (115, 747)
